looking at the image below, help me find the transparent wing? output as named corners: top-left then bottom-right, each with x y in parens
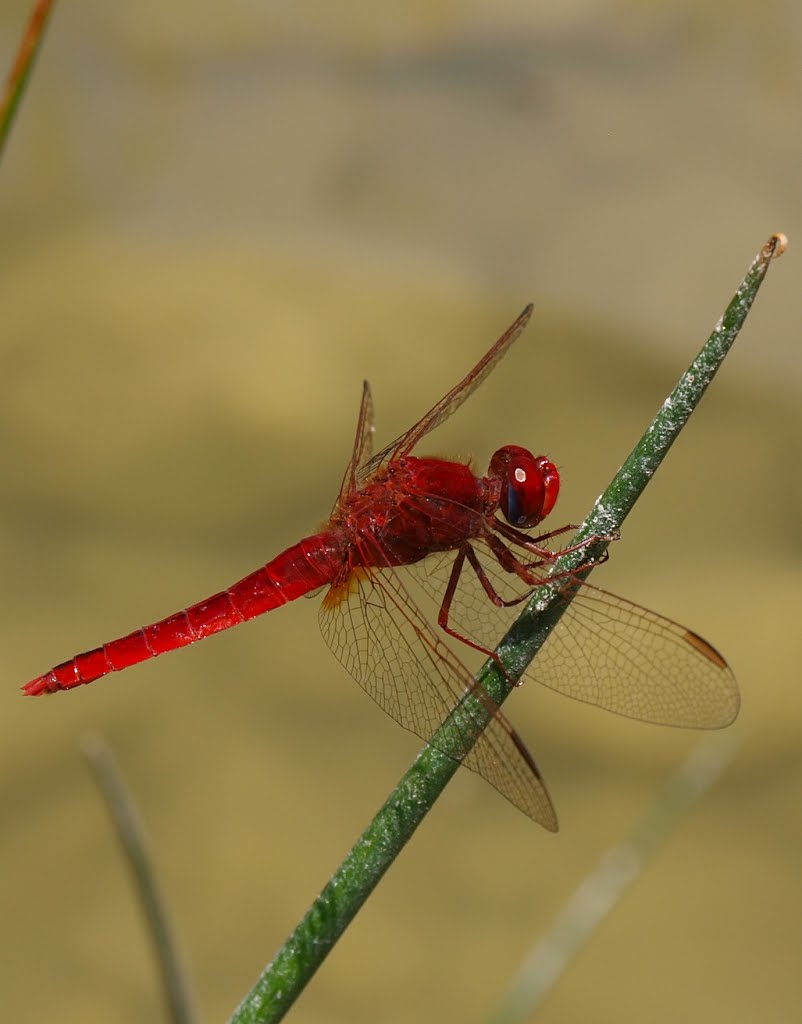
top-left (414, 543), bottom-right (740, 730)
top-left (336, 380), bottom-right (375, 507)
top-left (318, 552), bottom-right (558, 829)
top-left (359, 304), bottom-right (534, 480)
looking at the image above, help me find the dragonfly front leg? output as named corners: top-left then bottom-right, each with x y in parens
top-left (494, 518), bottom-right (618, 564)
top-left (486, 531), bottom-right (611, 597)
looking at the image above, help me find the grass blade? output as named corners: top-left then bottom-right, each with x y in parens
top-left (82, 733), bottom-right (198, 1024)
top-left (0, 0), bottom-right (56, 162)
top-left (487, 734), bottom-right (739, 1023)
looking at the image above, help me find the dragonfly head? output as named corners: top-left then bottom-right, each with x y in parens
top-left (488, 445), bottom-right (560, 528)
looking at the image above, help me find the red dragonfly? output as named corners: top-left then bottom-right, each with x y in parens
top-left (24, 306), bottom-right (739, 829)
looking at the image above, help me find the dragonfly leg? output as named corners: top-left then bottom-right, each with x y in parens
top-left (494, 518), bottom-right (618, 561)
top-left (486, 532), bottom-right (543, 583)
top-left (436, 529), bottom-right (613, 690)
top-left (437, 546), bottom-right (525, 684)
top-left (526, 523), bottom-right (577, 544)
top-left (485, 532), bottom-right (611, 595)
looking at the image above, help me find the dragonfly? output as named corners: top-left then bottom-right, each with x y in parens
top-left (23, 305), bottom-right (739, 829)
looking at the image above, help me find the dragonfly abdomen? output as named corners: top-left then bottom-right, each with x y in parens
top-left (23, 532), bottom-right (344, 696)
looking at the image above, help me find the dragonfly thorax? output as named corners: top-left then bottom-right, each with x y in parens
top-left (343, 456), bottom-right (489, 568)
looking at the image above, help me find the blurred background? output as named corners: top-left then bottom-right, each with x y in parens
top-left (1, 3), bottom-right (800, 1022)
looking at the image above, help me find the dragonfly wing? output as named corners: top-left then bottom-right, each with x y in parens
top-left (318, 555), bottom-right (558, 829)
top-left (414, 545), bottom-right (740, 730)
top-left (336, 380), bottom-right (375, 506)
top-left (360, 304), bottom-right (533, 479)
top-left (533, 579), bottom-right (739, 728)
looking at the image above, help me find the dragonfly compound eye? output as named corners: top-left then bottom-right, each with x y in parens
top-left (489, 446), bottom-right (560, 528)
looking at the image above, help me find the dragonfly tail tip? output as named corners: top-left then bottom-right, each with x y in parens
top-left (22, 674), bottom-right (54, 697)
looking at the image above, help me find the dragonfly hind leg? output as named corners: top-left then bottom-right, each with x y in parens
top-left (436, 544), bottom-right (531, 687)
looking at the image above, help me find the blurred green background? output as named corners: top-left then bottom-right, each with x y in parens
top-left (1, 3), bottom-right (800, 1022)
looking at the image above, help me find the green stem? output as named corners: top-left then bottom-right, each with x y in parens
top-left (229, 234), bottom-right (785, 1024)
